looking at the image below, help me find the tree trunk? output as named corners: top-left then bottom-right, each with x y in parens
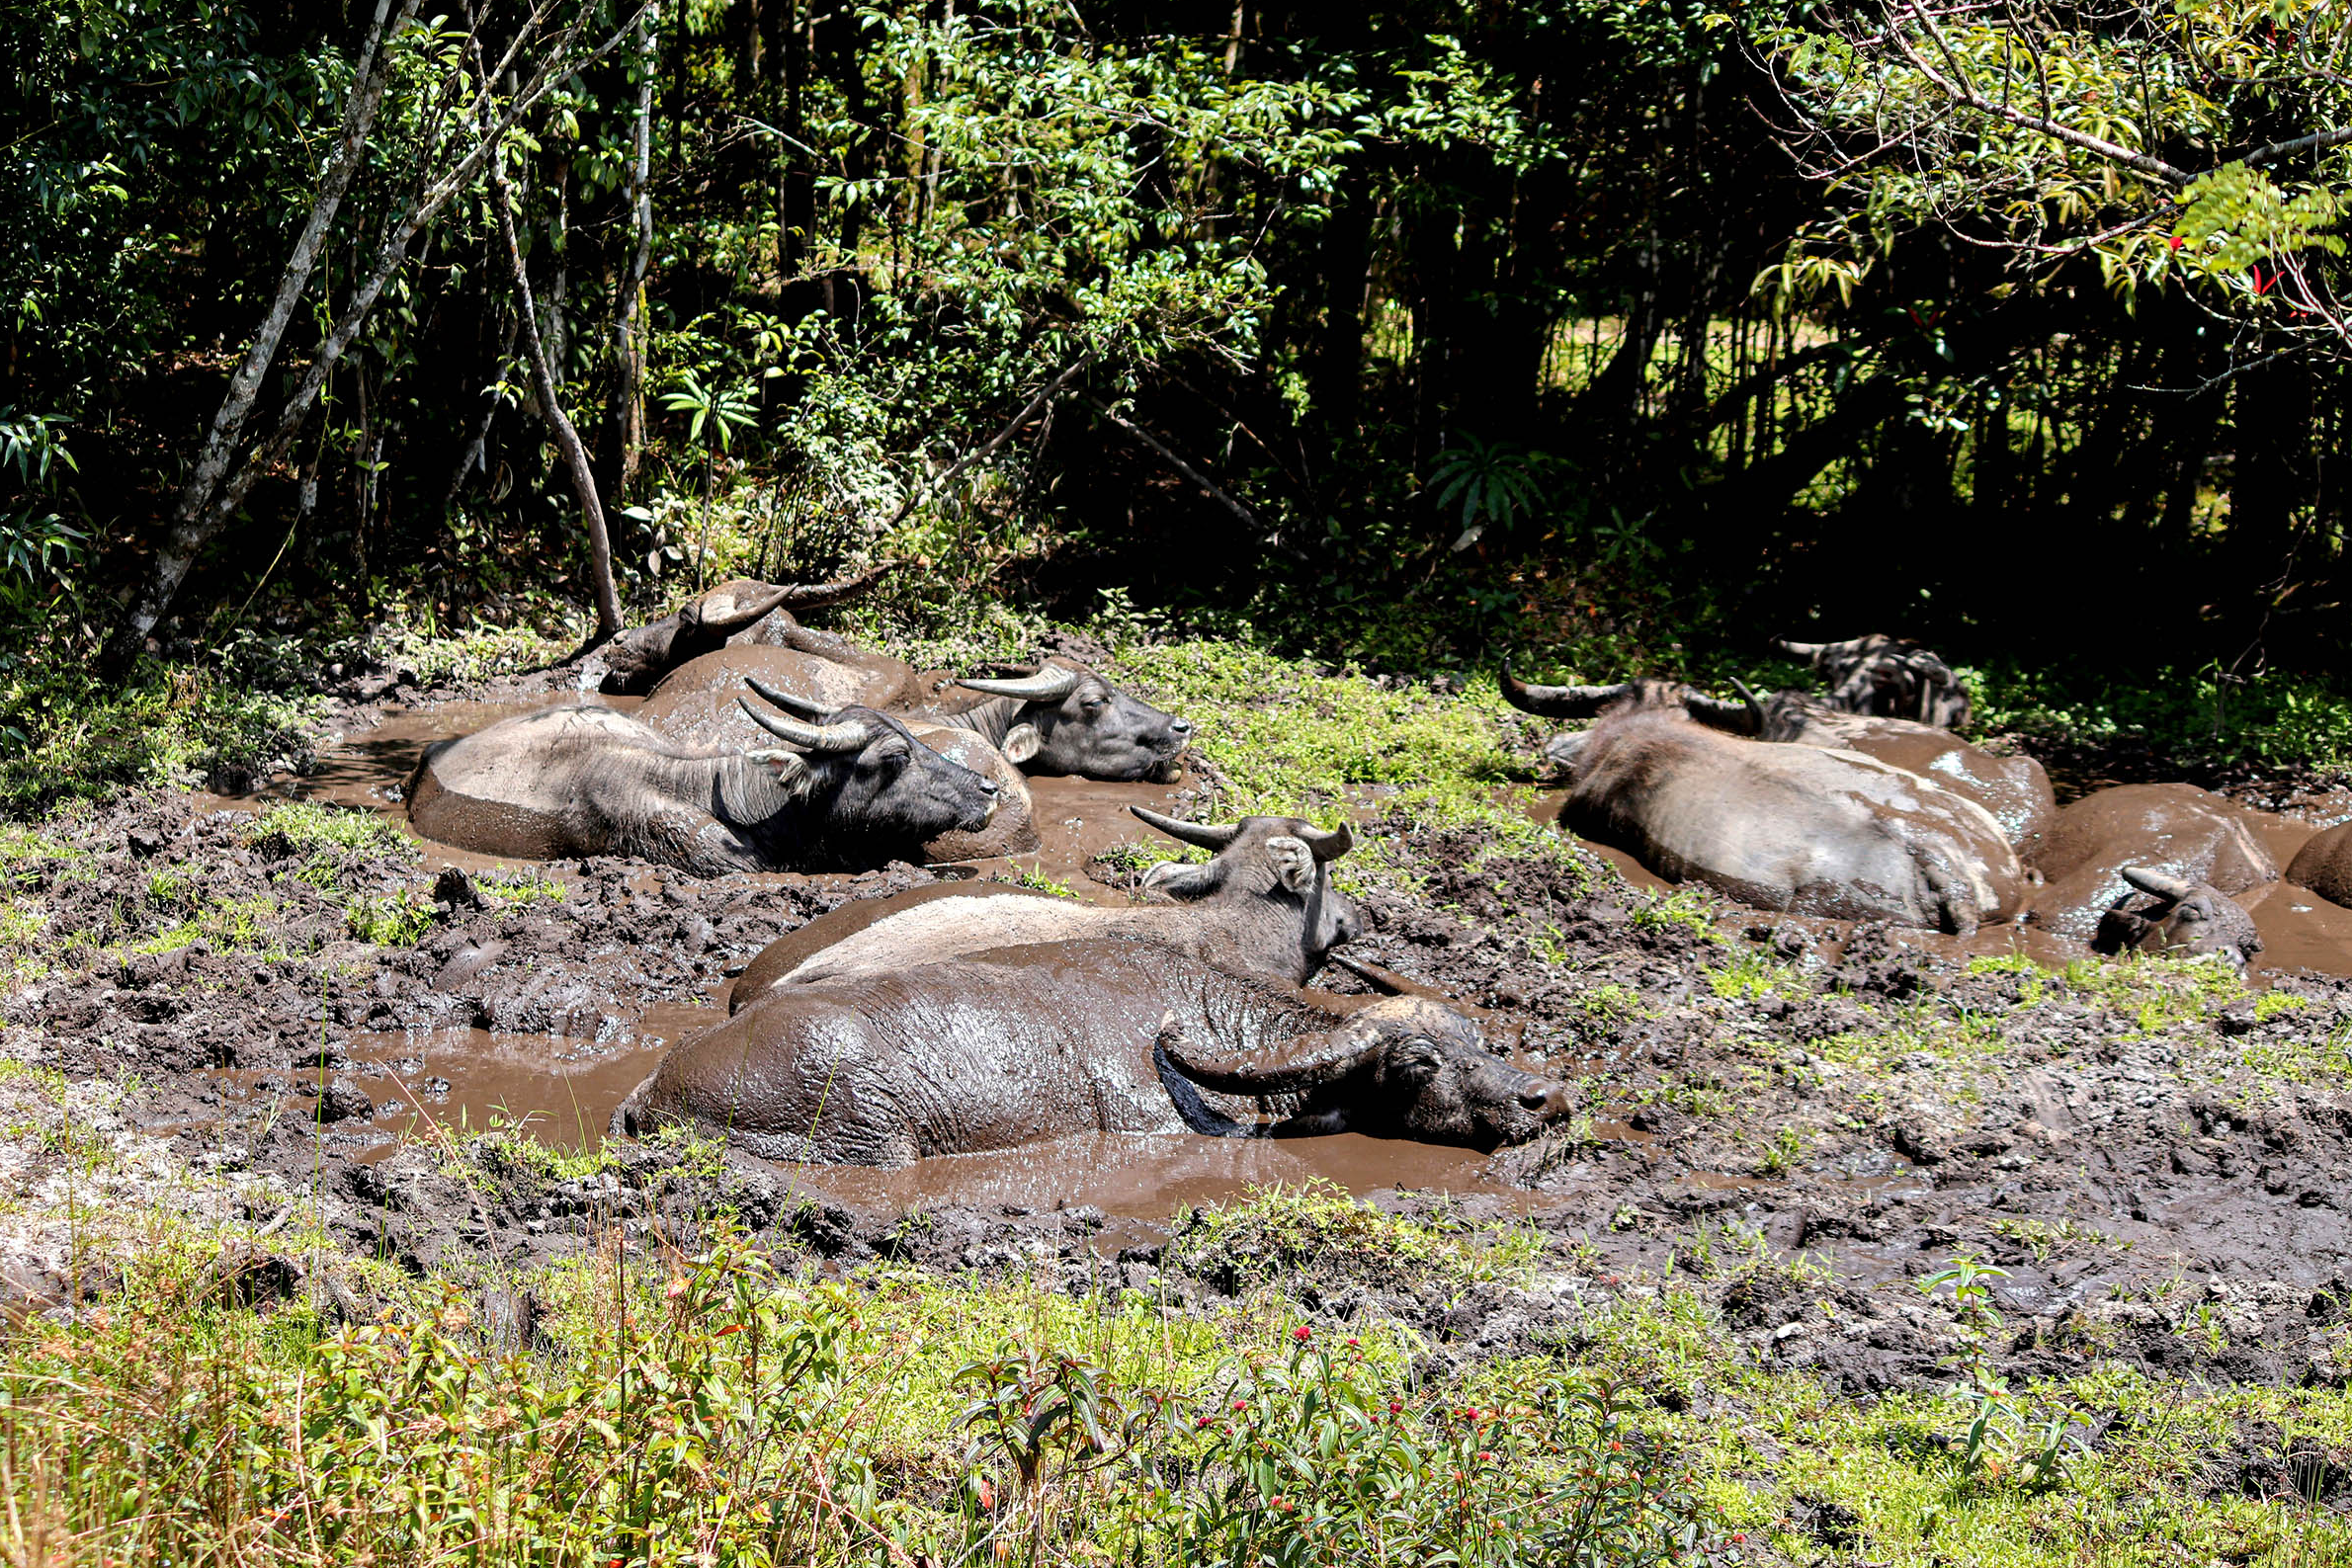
top-left (103, 0), bottom-right (418, 673)
top-left (608, 1), bottom-right (657, 500)
top-left (474, 43), bottom-right (624, 639)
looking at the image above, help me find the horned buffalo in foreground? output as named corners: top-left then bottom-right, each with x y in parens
top-left (1502, 671), bottom-right (2026, 933)
top-left (2027, 784), bottom-right (2277, 949)
top-left (616, 937), bottom-right (1570, 1165)
top-left (728, 806), bottom-right (1361, 1009)
top-left (594, 565), bottom-right (898, 695)
top-left (1741, 688), bottom-right (2058, 854)
top-left (405, 698), bottom-right (998, 875)
top-left (1775, 634), bottom-right (1971, 728)
top-left (2096, 867), bottom-right (2263, 967)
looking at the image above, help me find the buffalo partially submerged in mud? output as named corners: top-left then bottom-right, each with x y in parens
top-left (1502, 671), bottom-right (2025, 933)
top-left (1775, 634), bottom-right (1971, 728)
top-left (1741, 688), bottom-right (2057, 853)
top-left (728, 806), bottom-right (1361, 1009)
top-left (2028, 784), bottom-right (2276, 948)
top-left (2099, 866), bottom-right (2264, 966)
top-left (616, 937), bottom-right (1569, 1165)
top-left (2286, 821), bottom-right (2352, 912)
top-left (406, 697), bottom-right (998, 875)
top-left (594, 566), bottom-right (899, 696)
top-left (925, 659), bottom-right (1192, 782)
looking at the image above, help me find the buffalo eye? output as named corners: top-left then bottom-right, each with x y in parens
top-left (864, 739), bottom-right (910, 771)
top-left (1391, 1042), bottom-right (1441, 1080)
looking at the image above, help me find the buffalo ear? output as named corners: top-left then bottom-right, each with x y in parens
top-left (1265, 835), bottom-right (1315, 893)
top-left (1001, 723), bottom-right (1043, 765)
top-left (747, 748), bottom-right (808, 784)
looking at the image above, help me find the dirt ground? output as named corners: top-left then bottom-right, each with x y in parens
top-left (10, 656), bottom-right (2352, 1426)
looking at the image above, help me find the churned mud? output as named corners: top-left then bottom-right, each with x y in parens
top-left (10, 659), bottom-right (2352, 1408)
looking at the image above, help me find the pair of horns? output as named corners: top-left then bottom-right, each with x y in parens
top-left (955, 665), bottom-right (1082, 702)
top-left (1500, 665), bottom-right (1755, 731)
top-left (736, 676), bottom-right (871, 752)
top-left (1129, 805), bottom-right (1352, 861)
top-left (688, 560), bottom-right (902, 631)
top-left (1157, 1012), bottom-right (1391, 1093)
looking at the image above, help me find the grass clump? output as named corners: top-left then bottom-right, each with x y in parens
top-left (346, 888), bottom-right (434, 947)
top-left (1167, 1179), bottom-right (1545, 1297)
top-left (241, 798), bottom-right (415, 862)
top-left (0, 658), bottom-right (315, 813)
top-left (475, 865), bottom-right (566, 905)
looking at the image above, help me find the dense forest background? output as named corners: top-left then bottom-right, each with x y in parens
top-left (9, 0), bottom-right (2352, 701)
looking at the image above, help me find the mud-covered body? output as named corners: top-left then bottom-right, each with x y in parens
top-left (1776, 633), bottom-right (1971, 727)
top-left (406, 701), bottom-right (997, 875)
top-left (1756, 696), bottom-right (2057, 855)
top-left (1556, 708), bottom-right (2026, 932)
top-left (617, 938), bottom-right (1567, 1166)
top-left (726, 810), bottom-right (1363, 1010)
top-left (2287, 820), bottom-right (2352, 910)
top-left (595, 570), bottom-right (897, 696)
top-left (2031, 784), bottom-right (2277, 942)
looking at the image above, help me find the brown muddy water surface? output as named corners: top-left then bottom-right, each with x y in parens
top-left (198, 699), bottom-right (2352, 1222)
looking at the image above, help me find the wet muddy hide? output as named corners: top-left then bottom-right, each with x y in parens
top-left (615, 938), bottom-right (1569, 1166)
top-left (2287, 820), bottom-right (2352, 910)
top-left (644, 645), bottom-right (918, 716)
top-left (405, 701), bottom-right (998, 875)
top-left (2097, 867), bottom-right (2264, 966)
top-left (725, 809), bottom-right (1364, 1011)
top-left (595, 568), bottom-right (898, 696)
top-left (2030, 784), bottom-right (2278, 942)
top-left (1550, 708), bottom-right (2026, 934)
top-left (920, 659), bottom-right (1193, 784)
top-left (1759, 701), bottom-right (2057, 855)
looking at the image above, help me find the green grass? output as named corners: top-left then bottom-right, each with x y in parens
top-left (0, 658), bottom-right (316, 814)
top-left (346, 888), bottom-right (434, 947)
top-left (1166, 1179), bottom-right (1547, 1297)
top-left (241, 798), bottom-right (416, 862)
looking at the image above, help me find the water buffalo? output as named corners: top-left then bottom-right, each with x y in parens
top-left (1775, 634), bottom-right (1971, 728)
top-left (405, 697), bottom-right (998, 875)
top-left (924, 658), bottom-right (1192, 782)
top-left (637, 677), bottom-right (1039, 861)
top-left (2286, 820), bottom-right (2352, 910)
top-left (2028, 784), bottom-right (2277, 942)
top-left (615, 937), bottom-right (1570, 1165)
top-left (1502, 670), bottom-right (2026, 933)
top-left (2096, 867), bottom-right (2263, 966)
top-left (595, 565), bottom-right (896, 695)
top-left (1741, 687), bottom-right (2057, 854)
top-left (727, 805), bottom-right (1361, 1009)
top-left (641, 643), bottom-right (920, 718)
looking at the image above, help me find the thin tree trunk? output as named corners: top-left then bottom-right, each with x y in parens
top-left (103, 0), bottom-right (634, 673)
top-left (473, 40), bottom-right (624, 638)
top-left (104, 0), bottom-right (416, 671)
top-left (610, 1), bottom-right (657, 498)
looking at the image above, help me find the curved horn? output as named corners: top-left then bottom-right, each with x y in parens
top-left (685, 579), bottom-right (797, 633)
top-left (734, 697), bottom-right (870, 752)
top-left (1295, 820), bottom-right (1354, 862)
top-left (1129, 805), bottom-right (1241, 851)
top-left (1156, 1015), bottom-right (1382, 1095)
top-left (1774, 638), bottom-right (1827, 659)
top-left (1498, 662), bottom-right (1633, 718)
top-left (2121, 866), bottom-right (2196, 902)
top-left (1728, 675), bottom-right (1768, 727)
top-left (1683, 691), bottom-right (1759, 734)
top-left (768, 558), bottom-right (902, 609)
top-left (954, 665), bottom-right (1083, 702)
top-left (742, 674), bottom-right (833, 721)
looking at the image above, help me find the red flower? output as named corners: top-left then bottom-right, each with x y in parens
top-left (1293, 1325), bottom-right (1312, 1342)
top-left (2168, 236), bottom-right (2184, 251)
top-left (1477, 1449), bottom-right (1495, 1462)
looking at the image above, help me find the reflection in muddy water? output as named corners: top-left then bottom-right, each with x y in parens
top-left (788, 1129), bottom-right (1543, 1222)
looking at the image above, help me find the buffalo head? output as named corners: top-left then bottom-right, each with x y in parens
top-left (1129, 805), bottom-right (1362, 958)
top-left (1158, 996), bottom-right (1572, 1150)
top-left (1500, 665), bottom-right (1756, 771)
top-left (953, 659), bottom-right (1192, 782)
top-left (2101, 866), bottom-right (2262, 968)
top-left (1775, 633), bottom-right (1971, 729)
top-left (734, 687), bottom-right (998, 860)
top-left (599, 565), bottom-right (896, 696)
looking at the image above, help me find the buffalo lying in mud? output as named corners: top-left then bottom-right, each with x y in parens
top-left (1740, 688), bottom-right (2057, 854)
top-left (615, 937), bottom-right (1570, 1165)
top-left (640, 676), bottom-right (1039, 862)
top-left (1502, 671), bottom-right (2025, 933)
top-left (2098, 866), bottom-right (2264, 966)
top-left (2028, 784), bottom-right (2277, 945)
top-left (2286, 821), bottom-right (2352, 912)
top-left (405, 698), bottom-right (998, 875)
top-left (1775, 634), bottom-right (1971, 728)
top-left (728, 806), bottom-right (1361, 1009)
top-left (594, 565), bottom-right (898, 696)
top-left (923, 659), bottom-right (1192, 782)
top-left (638, 643), bottom-right (920, 727)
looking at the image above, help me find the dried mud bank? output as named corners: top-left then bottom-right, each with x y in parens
top-left (5, 670), bottom-right (2352, 1425)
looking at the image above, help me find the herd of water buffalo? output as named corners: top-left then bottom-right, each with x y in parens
top-left (396, 579), bottom-right (2352, 1168)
